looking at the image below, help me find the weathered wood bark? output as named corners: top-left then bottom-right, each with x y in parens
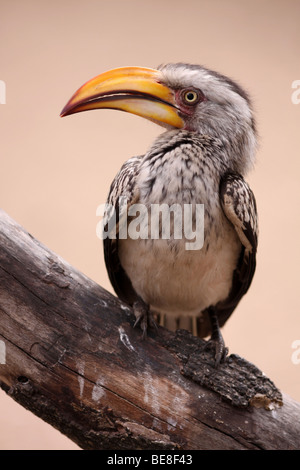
top-left (0, 208), bottom-right (299, 450)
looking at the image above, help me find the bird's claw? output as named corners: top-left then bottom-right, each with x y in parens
top-left (204, 306), bottom-right (229, 367)
top-left (204, 336), bottom-right (228, 368)
top-left (133, 300), bottom-right (157, 339)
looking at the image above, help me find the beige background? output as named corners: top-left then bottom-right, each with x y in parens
top-left (1, 0), bottom-right (299, 450)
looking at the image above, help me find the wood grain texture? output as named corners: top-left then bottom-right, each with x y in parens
top-left (0, 209), bottom-right (299, 450)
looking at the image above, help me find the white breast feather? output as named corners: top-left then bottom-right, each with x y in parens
top-left (118, 141), bottom-right (241, 317)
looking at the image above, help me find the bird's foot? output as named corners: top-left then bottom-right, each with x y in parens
top-left (205, 306), bottom-right (229, 367)
top-left (204, 334), bottom-right (228, 368)
top-left (133, 299), bottom-right (157, 339)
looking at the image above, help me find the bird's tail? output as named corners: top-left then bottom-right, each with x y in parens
top-left (157, 313), bottom-right (211, 338)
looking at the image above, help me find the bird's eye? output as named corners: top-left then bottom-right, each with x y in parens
top-left (182, 89), bottom-right (200, 105)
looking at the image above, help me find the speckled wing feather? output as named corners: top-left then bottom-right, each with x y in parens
top-left (216, 172), bottom-right (258, 327)
top-left (103, 156), bottom-right (142, 305)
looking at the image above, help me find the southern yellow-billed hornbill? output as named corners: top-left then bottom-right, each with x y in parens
top-left (61, 63), bottom-right (258, 366)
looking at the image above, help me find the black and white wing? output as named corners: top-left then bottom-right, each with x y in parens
top-left (103, 156), bottom-right (142, 305)
top-left (217, 172), bottom-right (258, 328)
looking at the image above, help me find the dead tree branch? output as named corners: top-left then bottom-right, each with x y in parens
top-left (0, 209), bottom-right (299, 450)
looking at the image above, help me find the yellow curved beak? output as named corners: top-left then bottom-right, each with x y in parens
top-left (60, 66), bottom-right (183, 128)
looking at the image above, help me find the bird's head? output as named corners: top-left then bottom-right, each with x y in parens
top-left (61, 63), bottom-right (257, 174)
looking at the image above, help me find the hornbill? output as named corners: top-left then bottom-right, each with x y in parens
top-left (61, 63), bottom-right (258, 366)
